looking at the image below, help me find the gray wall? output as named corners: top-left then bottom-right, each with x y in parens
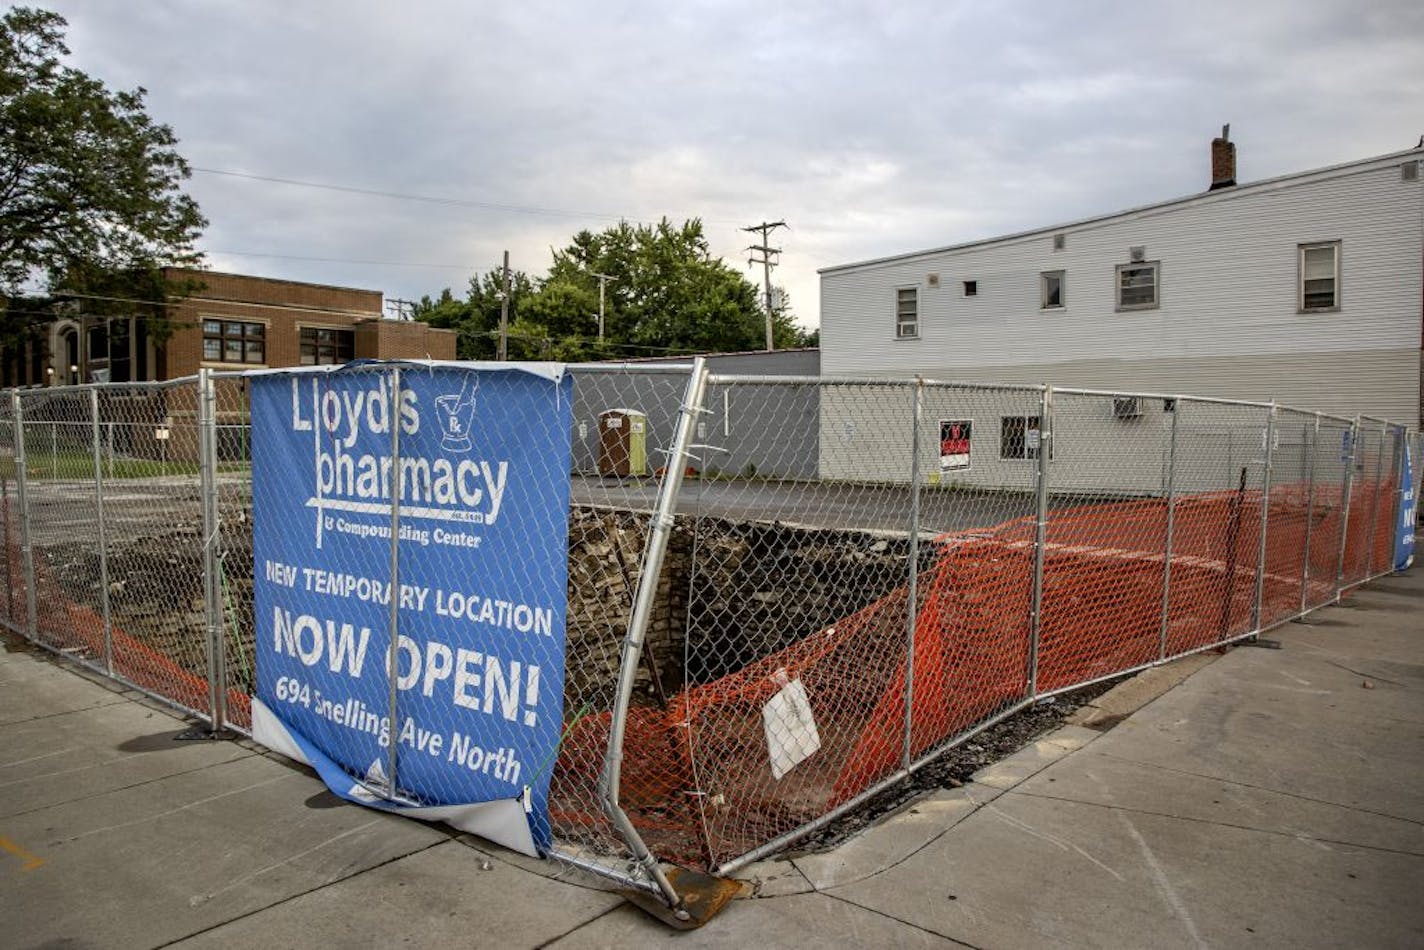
top-left (570, 350), bottom-right (820, 480)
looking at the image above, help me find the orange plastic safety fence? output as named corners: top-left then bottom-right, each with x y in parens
top-left (549, 472), bottom-right (1397, 871)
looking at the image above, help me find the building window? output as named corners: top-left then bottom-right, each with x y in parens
top-left (300, 326), bottom-right (355, 365)
top-left (1299, 242), bottom-right (1340, 311)
top-left (896, 287), bottom-right (918, 339)
top-left (1000, 415), bottom-right (1046, 460)
top-left (963, 280), bottom-right (978, 297)
top-left (1041, 271), bottom-right (1065, 309)
top-left (1115, 262), bottom-right (1159, 310)
top-left (202, 319), bottom-right (265, 364)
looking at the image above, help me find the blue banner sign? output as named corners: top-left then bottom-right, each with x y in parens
top-left (250, 363), bottom-right (572, 855)
top-left (1397, 433), bottom-right (1416, 572)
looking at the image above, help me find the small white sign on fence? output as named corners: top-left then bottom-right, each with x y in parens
top-left (763, 673), bottom-right (821, 780)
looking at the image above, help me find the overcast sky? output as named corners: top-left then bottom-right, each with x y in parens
top-left (41, 0), bottom-right (1424, 334)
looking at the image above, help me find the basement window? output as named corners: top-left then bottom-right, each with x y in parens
top-left (1298, 242), bottom-right (1340, 311)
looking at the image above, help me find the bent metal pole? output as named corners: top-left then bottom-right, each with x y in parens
top-left (599, 356), bottom-right (708, 913)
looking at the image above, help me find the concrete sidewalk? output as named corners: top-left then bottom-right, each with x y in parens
top-left (2, 569), bottom-right (1421, 949)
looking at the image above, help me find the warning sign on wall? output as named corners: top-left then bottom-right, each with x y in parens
top-left (939, 419), bottom-right (972, 472)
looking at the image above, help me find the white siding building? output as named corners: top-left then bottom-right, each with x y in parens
top-left (817, 141), bottom-right (1423, 490)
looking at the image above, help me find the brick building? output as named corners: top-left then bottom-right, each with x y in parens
top-left (3, 268), bottom-right (456, 387)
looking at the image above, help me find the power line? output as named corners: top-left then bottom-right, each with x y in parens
top-left (191, 166), bottom-right (746, 227)
top-left (193, 167), bottom-right (615, 220)
top-left (207, 249), bottom-right (471, 270)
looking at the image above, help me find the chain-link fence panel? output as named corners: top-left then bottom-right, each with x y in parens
top-left (1340, 421), bottom-right (1380, 589)
top-left (669, 378), bottom-right (916, 870)
top-left (1297, 416), bottom-right (1354, 610)
top-left (213, 373), bottom-right (257, 731)
top-left (17, 387), bottom-right (110, 671)
top-left (551, 365), bottom-right (696, 888)
top-left (1367, 423), bottom-right (1403, 578)
top-left (1035, 390), bottom-right (1175, 691)
top-left (907, 383), bottom-right (1040, 759)
top-left (1257, 407), bottom-right (1313, 628)
top-left (1156, 398), bottom-right (1270, 660)
top-left (93, 381), bottom-right (214, 718)
top-left (0, 395), bottom-right (24, 634)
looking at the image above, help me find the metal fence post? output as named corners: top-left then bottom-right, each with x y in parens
top-left (601, 357), bottom-right (708, 914)
top-left (90, 388), bottom-right (114, 675)
top-left (11, 391), bottom-right (38, 640)
top-left (1333, 417), bottom-right (1358, 602)
top-left (902, 380), bottom-right (923, 769)
top-left (1157, 400), bottom-right (1180, 660)
top-left (386, 366), bottom-right (403, 795)
top-left (1298, 414), bottom-right (1320, 614)
top-left (1027, 385), bottom-right (1052, 697)
top-left (1251, 403), bottom-right (1277, 632)
top-left (198, 369), bottom-right (228, 731)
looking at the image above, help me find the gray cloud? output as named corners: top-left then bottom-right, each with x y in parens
top-left (42, 0), bottom-right (1424, 331)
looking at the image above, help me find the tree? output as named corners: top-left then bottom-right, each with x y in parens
top-left (1, 6), bottom-right (206, 348)
top-left (534, 218), bottom-right (808, 355)
top-left (417, 220), bottom-right (816, 361)
top-left (412, 267), bottom-right (535, 360)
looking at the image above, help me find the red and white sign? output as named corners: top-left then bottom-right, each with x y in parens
top-left (939, 419), bottom-right (972, 472)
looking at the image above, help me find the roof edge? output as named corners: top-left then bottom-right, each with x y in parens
top-left (819, 145), bottom-right (1424, 276)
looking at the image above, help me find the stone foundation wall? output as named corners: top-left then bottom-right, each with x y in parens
top-left (565, 506), bottom-right (914, 710)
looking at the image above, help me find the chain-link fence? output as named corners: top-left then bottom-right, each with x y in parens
top-left (0, 364), bottom-right (1417, 912)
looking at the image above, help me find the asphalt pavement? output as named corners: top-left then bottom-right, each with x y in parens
top-left (2, 567), bottom-right (1421, 949)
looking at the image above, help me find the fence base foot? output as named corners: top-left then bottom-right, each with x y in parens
top-left (622, 866), bottom-right (747, 930)
top-left (1291, 614), bottom-right (1323, 626)
top-left (173, 725), bottom-right (237, 741)
top-left (1245, 637), bottom-right (1282, 650)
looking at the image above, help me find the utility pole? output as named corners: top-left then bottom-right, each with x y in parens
top-left (743, 220), bottom-right (786, 351)
top-left (591, 272), bottom-right (615, 341)
top-left (498, 249), bottom-right (510, 361)
top-left (385, 298), bottom-right (416, 321)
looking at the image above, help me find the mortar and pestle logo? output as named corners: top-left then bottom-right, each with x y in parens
top-left (434, 375), bottom-right (479, 453)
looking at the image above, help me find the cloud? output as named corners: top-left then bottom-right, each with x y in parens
top-left (40, 0), bottom-right (1424, 331)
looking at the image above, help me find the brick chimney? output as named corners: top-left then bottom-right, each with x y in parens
top-left (1210, 124), bottom-right (1236, 190)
